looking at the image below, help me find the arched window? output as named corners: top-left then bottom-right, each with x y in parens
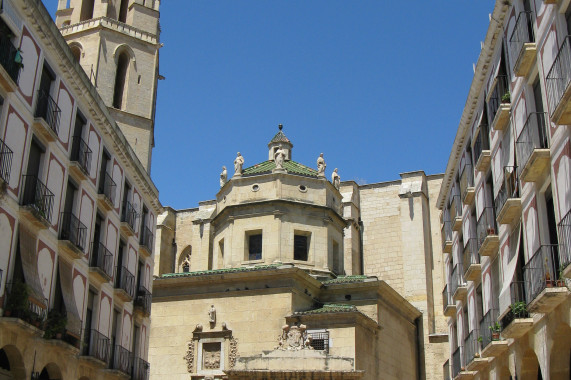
top-left (113, 52), bottom-right (129, 109)
top-left (80, 0), bottom-right (95, 21)
top-left (178, 246), bottom-right (191, 273)
top-left (70, 45), bottom-right (81, 63)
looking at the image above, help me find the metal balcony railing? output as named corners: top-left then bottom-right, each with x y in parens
top-left (115, 265), bottom-right (135, 299)
top-left (464, 329), bottom-right (481, 367)
top-left (140, 226), bottom-right (153, 253)
top-left (70, 136), bottom-right (92, 175)
top-left (132, 357), bottom-right (149, 380)
top-left (3, 281), bottom-right (47, 325)
top-left (452, 346), bottom-right (462, 378)
top-left (21, 175), bottom-right (54, 223)
top-left (34, 89), bottom-right (61, 135)
top-left (450, 194), bottom-right (462, 220)
top-left (110, 344), bottom-right (132, 375)
top-left (450, 265), bottom-right (464, 297)
top-left (473, 126), bottom-right (490, 165)
top-left (546, 35), bottom-right (571, 116)
top-left (443, 359), bottom-right (451, 380)
top-left (558, 208), bottom-right (571, 270)
top-left (82, 329), bottom-right (110, 364)
top-left (479, 308), bottom-right (499, 349)
top-left (0, 137), bottom-right (13, 183)
top-left (121, 200), bottom-right (138, 232)
top-left (463, 238), bottom-right (480, 276)
top-left (98, 172), bottom-right (116, 205)
top-left (460, 164), bottom-right (474, 201)
top-left (516, 112), bottom-right (548, 176)
top-left (441, 220), bottom-right (452, 250)
top-left (509, 11), bottom-right (535, 71)
top-left (487, 74), bottom-right (510, 124)
top-left (523, 244), bottom-right (562, 304)
top-left (510, 281), bottom-right (528, 309)
top-left (90, 242), bottom-right (114, 280)
top-left (442, 284), bottom-right (453, 312)
top-left (135, 286), bottom-right (151, 316)
top-left (59, 212), bottom-right (87, 252)
top-left (494, 167), bottom-right (519, 218)
top-left (0, 35), bottom-right (22, 83)
top-left (477, 207), bottom-right (498, 249)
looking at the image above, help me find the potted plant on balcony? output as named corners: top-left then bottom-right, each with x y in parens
top-left (501, 92), bottom-right (511, 103)
top-left (4, 280), bottom-right (30, 319)
top-left (43, 310), bottom-right (67, 340)
top-left (490, 322), bottom-right (501, 340)
top-left (556, 269), bottom-right (567, 287)
top-left (510, 301), bottom-right (529, 319)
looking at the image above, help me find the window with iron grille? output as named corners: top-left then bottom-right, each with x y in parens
top-left (309, 330), bottom-right (329, 353)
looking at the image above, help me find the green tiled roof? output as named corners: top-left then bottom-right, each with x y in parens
top-left (293, 304), bottom-right (357, 315)
top-left (269, 130), bottom-right (291, 144)
top-left (321, 275), bottom-right (370, 285)
top-left (242, 160), bottom-right (318, 177)
top-left (160, 263), bottom-right (281, 278)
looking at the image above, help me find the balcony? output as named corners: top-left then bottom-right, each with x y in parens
top-left (442, 284), bottom-right (455, 317)
top-left (546, 35), bottom-right (571, 125)
top-left (487, 75), bottom-right (511, 132)
top-left (516, 112), bottom-right (550, 183)
top-left (441, 220), bottom-right (453, 254)
top-left (450, 195), bottom-right (462, 231)
top-left (452, 346), bottom-right (461, 379)
top-left (139, 226), bottom-right (153, 257)
top-left (494, 167), bottom-right (521, 225)
top-left (479, 308), bottom-right (508, 358)
top-left (81, 329), bottom-right (110, 366)
top-left (0, 137), bottom-right (13, 185)
top-left (109, 345), bottom-right (132, 376)
top-left (0, 35), bottom-right (22, 91)
top-left (33, 90), bottom-right (61, 142)
top-left (2, 281), bottom-right (47, 331)
top-left (559, 209), bottom-right (571, 278)
top-left (134, 286), bottom-right (151, 317)
top-left (523, 244), bottom-right (569, 313)
top-left (132, 357), bottom-right (150, 380)
top-left (460, 164), bottom-right (475, 205)
top-left (69, 136), bottom-right (92, 181)
top-left (97, 172), bottom-right (116, 211)
top-left (89, 242), bottom-right (114, 283)
top-left (501, 281), bottom-right (533, 339)
top-left (477, 207), bottom-right (499, 257)
top-left (473, 128), bottom-right (491, 172)
top-left (59, 212), bottom-right (87, 258)
top-left (19, 175), bottom-right (54, 228)
top-left (509, 11), bottom-right (537, 77)
top-left (451, 265), bottom-right (467, 301)
top-left (464, 329), bottom-right (487, 372)
top-left (114, 265), bottom-right (135, 302)
top-left (444, 359), bottom-right (450, 380)
top-left (121, 200), bottom-right (138, 237)
top-left (462, 238), bottom-right (481, 282)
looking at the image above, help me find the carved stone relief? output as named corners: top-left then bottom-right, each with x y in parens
top-left (184, 341), bottom-right (195, 373)
top-left (229, 337), bottom-right (238, 369)
top-left (202, 342), bottom-right (221, 370)
top-left (276, 324), bottom-right (313, 351)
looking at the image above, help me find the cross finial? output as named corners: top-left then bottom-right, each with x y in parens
top-left (278, 124), bottom-right (283, 131)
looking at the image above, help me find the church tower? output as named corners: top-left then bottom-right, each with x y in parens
top-left (54, 0), bottom-right (161, 171)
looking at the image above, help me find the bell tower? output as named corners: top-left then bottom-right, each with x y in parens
top-left (55, 0), bottom-right (161, 171)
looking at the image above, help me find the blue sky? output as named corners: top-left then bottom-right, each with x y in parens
top-left (45, 1), bottom-right (494, 209)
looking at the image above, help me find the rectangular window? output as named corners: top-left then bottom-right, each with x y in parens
top-left (248, 233), bottom-right (262, 261)
top-left (294, 233), bottom-right (309, 261)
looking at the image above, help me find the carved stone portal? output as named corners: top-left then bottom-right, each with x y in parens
top-left (276, 324), bottom-right (313, 351)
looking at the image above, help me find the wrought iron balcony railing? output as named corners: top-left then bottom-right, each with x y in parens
top-left (546, 35), bottom-right (571, 117)
top-left (487, 74), bottom-right (510, 124)
top-left (115, 265), bottom-right (135, 299)
top-left (443, 359), bottom-right (451, 380)
top-left (21, 175), bottom-right (54, 223)
top-left (450, 265), bottom-right (465, 297)
top-left (70, 136), bottom-right (92, 175)
top-left (0, 137), bottom-right (13, 184)
top-left (558, 208), bottom-right (571, 271)
top-left (98, 172), bottom-right (116, 205)
top-left (452, 345), bottom-right (462, 378)
top-left (462, 238), bottom-right (480, 276)
top-left (3, 281), bottom-right (47, 326)
top-left (34, 89), bottom-right (61, 135)
top-left (109, 344), bottom-right (132, 375)
top-left (450, 194), bottom-right (462, 220)
top-left (523, 244), bottom-right (562, 304)
top-left (121, 200), bottom-right (138, 232)
top-left (460, 164), bottom-right (474, 201)
top-left (82, 329), bottom-right (110, 364)
top-left (140, 225), bottom-right (153, 253)
top-left (473, 126), bottom-right (490, 166)
top-left (477, 207), bottom-right (497, 249)
top-left (516, 112), bottom-right (548, 175)
top-left (479, 308), bottom-right (499, 349)
top-left (59, 212), bottom-right (87, 252)
top-left (132, 356), bottom-right (149, 380)
top-left (464, 329), bottom-right (481, 367)
top-left (494, 167), bottom-right (519, 218)
top-left (441, 220), bottom-right (452, 251)
top-left (90, 242), bottom-right (114, 280)
top-left (509, 11), bottom-right (535, 71)
top-left (0, 35), bottom-right (22, 83)
top-left (135, 286), bottom-right (151, 316)
top-left (442, 284), bottom-right (453, 312)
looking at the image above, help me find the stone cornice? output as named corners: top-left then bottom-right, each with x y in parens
top-left (59, 16), bottom-right (158, 45)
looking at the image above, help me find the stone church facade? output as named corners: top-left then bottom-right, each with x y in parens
top-left (151, 128), bottom-right (449, 380)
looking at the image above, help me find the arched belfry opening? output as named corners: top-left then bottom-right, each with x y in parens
top-left (80, 0), bottom-right (95, 21)
top-left (113, 52), bottom-right (130, 110)
top-left (118, 0), bottom-right (129, 23)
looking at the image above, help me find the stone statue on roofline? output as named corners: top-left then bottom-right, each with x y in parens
top-left (274, 144), bottom-right (286, 169)
top-left (332, 168), bottom-right (340, 189)
top-left (317, 153), bottom-right (326, 178)
top-left (220, 166), bottom-right (227, 187)
top-left (234, 152), bottom-right (244, 176)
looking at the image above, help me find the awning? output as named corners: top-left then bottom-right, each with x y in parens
top-left (58, 260), bottom-right (83, 337)
top-left (19, 226), bottom-right (47, 307)
top-left (499, 223), bottom-right (521, 316)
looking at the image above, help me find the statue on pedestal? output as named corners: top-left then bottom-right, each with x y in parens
top-left (317, 153), bottom-right (326, 177)
top-left (234, 152), bottom-right (244, 176)
top-left (332, 168), bottom-right (340, 189)
top-left (220, 166), bottom-right (227, 187)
